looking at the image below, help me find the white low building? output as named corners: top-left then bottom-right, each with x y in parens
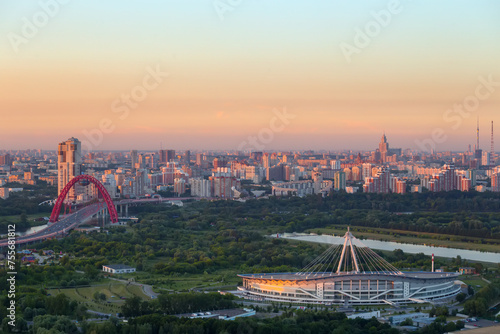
top-left (102, 264), bottom-right (136, 274)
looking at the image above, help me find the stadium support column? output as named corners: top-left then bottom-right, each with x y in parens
top-left (349, 234), bottom-right (360, 273)
top-left (316, 283), bottom-right (324, 299)
top-left (336, 235), bottom-right (349, 273)
top-left (336, 227), bottom-right (360, 273)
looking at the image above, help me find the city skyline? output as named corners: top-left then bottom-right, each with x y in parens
top-left (1, 0), bottom-right (499, 150)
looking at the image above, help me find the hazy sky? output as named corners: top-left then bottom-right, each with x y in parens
top-left (1, 0), bottom-right (499, 151)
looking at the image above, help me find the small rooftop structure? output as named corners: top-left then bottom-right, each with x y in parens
top-left (459, 267), bottom-right (476, 275)
top-left (390, 313), bottom-right (429, 325)
top-left (177, 308), bottom-right (256, 321)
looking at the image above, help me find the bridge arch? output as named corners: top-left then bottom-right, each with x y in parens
top-left (50, 174), bottom-right (118, 223)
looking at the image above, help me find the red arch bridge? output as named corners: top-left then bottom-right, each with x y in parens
top-left (50, 174), bottom-right (119, 224)
top-left (0, 174), bottom-right (203, 248)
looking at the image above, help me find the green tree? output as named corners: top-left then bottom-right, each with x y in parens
top-left (32, 315), bottom-right (78, 334)
top-left (456, 293), bottom-right (466, 303)
top-left (84, 264), bottom-right (99, 280)
top-left (20, 212), bottom-right (27, 225)
top-left (464, 299), bottom-right (487, 316)
top-left (122, 296), bottom-right (142, 317)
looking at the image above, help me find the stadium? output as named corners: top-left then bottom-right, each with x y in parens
top-left (238, 228), bottom-right (461, 306)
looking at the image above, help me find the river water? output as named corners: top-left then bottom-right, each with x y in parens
top-left (15, 224), bottom-right (50, 236)
top-left (277, 233), bottom-right (500, 263)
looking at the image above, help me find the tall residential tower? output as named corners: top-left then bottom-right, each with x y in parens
top-left (57, 137), bottom-right (82, 200)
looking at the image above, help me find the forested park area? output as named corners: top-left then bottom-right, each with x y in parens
top-left (0, 182), bottom-right (56, 233)
top-left (3, 186), bottom-right (500, 333)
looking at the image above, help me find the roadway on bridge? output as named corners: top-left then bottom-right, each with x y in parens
top-left (0, 202), bottom-right (102, 247)
top-left (0, 197), bottom-right (203, 247)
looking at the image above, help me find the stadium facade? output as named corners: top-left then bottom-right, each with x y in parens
top-left (238, 229), bottom-right (460, 305)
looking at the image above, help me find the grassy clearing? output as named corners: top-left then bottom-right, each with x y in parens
top-left (47, 281), bottom-right (150, 314)
top-left (126, 284), bottom-right (149, 297)
top-left (119, 269), bottom-right (242, 292)
top-left (461, 276), bottom-right (488, 289)
top-left (308, 226), bottom-right (500, 253)
top-left (1, 213), bottom-right (50, 226)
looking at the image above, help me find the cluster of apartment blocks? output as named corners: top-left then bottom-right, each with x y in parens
top-left (2, 133), bottom-right (500, 201)
top-left (73, 155), bottom-right (500, 198)
top-left (271, 159), bottom-right (500, 195)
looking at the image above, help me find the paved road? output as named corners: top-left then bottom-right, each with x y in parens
top-left (86, 310), bottom-right (115, 318)
top-left (107, 277), bottom-right (159, 299)
top-left (116, 197), bottom-right (205, 206)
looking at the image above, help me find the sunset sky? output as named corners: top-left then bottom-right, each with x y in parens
top-left (1, 0), bottom-right (499, 151)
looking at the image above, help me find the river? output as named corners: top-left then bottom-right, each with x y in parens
top-left (277, 233), bottom-right (500, 263)
top-left (14, 224), bottom-right (50, 236)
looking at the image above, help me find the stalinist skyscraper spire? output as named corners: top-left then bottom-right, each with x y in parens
top-left (379, 132), bottom-right (389, 163)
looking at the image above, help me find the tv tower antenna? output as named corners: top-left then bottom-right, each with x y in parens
top-left (492, 121), bottom-right (494, 156)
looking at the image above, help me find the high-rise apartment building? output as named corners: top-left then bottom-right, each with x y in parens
top-left (266, 164), bottom-right (285, 181)
top-left (362, 163), bottom-right (373, 180)
top-left (196, 153), bottom-right (204, 166)
top-left (334, 171), bottom-right (346, 191)
top-left (482, 151), bottom-right (490, 166)
top-left (0, 187), bottom-right (9, 199)
top-left (167, 150), bottom-right (176, 162)
top-left (492, 171), bottom-right (500, 192)
top-left (466, 169), bottom-right (477, 186)
top-left (395, 179), bottom-right (406, 194)
top-left (159, 149), bottom-right (176, 163)
top-left (424, 164), bottom-right (471, 192)
top-left (331, 160), bottom-right (341, 170)
top-left (0, 154), bottom-right (11, 166)
top-left (491, 167), bottom-right (500, 192)
top-left (210, 169), bottom-right (241, 199)
top-left (190, 177), bottom-right (212, 197)
top-left (162, 162), bottom-right (177, 184)
top-left (262, 153), bottom-right (271, 168)
top-left (174, 178), bottom-right (186, 195)
top-left (363, 167), bottom-right (390, 193)
top-left (130, 150), bottom-right (138, 171)
top-left (352, 166), bottom-right (361, 181)
top-left (58, 137), bottom-right (82, 200)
